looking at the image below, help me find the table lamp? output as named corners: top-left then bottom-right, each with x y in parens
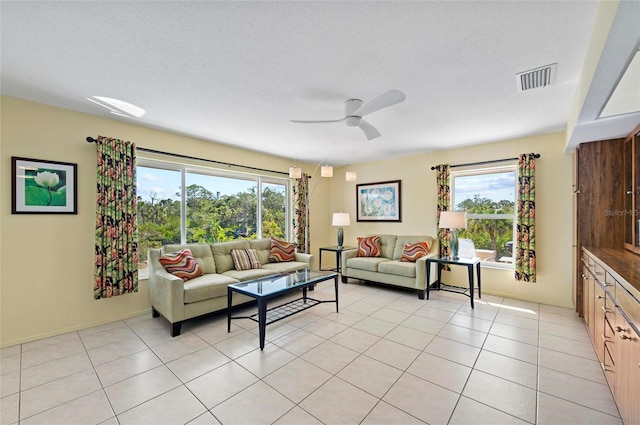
top-left (439, 211), bottom-right (467, 259)
top-left (332, 212), bottom-right (351, 248)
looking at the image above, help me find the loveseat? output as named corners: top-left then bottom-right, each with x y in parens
top-left (148, 238), bottom-right (313, 336)
top-left (341, 235), bottom-right (439, 299)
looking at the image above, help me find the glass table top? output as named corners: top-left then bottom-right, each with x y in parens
top-left (228, 269), bottom-right (337, 298)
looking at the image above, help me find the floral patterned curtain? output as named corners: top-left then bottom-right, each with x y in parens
top-left (435, 164), bottom-right (451, 258)
top-left (292, 173), bottom-right (310, 253)
top-left (94, 136), bottom-right (138, 299)
top-left (515, 153), bottom-right (536, 282)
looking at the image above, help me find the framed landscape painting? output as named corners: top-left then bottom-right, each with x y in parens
top-left (356, 180), bottom-right (401, 222)
top-left (12, 157), bottom-right (77, 214)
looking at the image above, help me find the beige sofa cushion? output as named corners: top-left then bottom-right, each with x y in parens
top-left (222, 268), bottom-right (276, 281)
top-left (163, 243), bottom-right (216, 274)
top-left (262, 261), bottom-right (309, 273)
top-left (183, 273), bottom-right (239, 303)
top-left (378, 260), bottom-right (418, 278)
top-left (346, 257), bottom-right (389, 272)
top-left (374, 235), bottom-right (398, 259)
top-left (249, 238), bottom-right (272, 265)
top-left (211, 240), bottom-right (251, 273)
top-left (392, 235), bottom-right (435, 260)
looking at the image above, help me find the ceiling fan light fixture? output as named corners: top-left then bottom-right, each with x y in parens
top-left (346, 171), bottom-right (357, 182)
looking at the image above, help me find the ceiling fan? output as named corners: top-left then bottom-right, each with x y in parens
top-left (291, 89), bottom-right (406, 140)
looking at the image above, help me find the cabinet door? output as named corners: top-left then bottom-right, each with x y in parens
top-left (613, 311), bottom-right (640, 425)
top-left (582, 265), bottom-right (594, 341)
top-left (594, 282), bottom-right (606, 363)
top-left (624, 137), bottom-right (634, 247)
top-left (635, 130), bottom-right (640, 250)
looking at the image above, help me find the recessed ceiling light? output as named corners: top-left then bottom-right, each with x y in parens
top-left (87, 96), bottom-right (146, 118)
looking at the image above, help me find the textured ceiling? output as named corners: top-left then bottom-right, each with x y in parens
top-left (1, 1), bottom-right (638, 166)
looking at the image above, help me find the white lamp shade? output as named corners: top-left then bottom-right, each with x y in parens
top-left (345, 171), bottom-right (357, 181)
top-left (439, 211), bottom-right (467, 229)
top-left (289, 166), bottom-right (302, 179)
top-left (321, 165), bottom-right (333, 177)
top-left (332, 212), bottom-right (351, 226)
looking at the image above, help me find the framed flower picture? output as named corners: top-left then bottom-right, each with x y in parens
top-left (356, 180), bottom-right (402, 222)
top-left (11, 157), bottom-right (78, 214)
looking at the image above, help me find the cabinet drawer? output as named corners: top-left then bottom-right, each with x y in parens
top-left (615, 283), bottom-right (640, 332)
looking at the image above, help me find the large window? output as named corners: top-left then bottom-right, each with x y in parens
top-left (136, 160), bottom-right (290, 269)
top-left (452, 166), bottom-right (516, 267)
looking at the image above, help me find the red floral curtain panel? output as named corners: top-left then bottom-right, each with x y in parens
top-left (515, 153), bottom-right (536, 282)
top-left (292, 174), bottom-right (310, 253)
top-left (94, 136), bottom-right (138, 299)
top-left (435, 164), bottom-right (451, 258)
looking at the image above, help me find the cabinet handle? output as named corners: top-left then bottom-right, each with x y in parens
top-left (620, 334), bottom-right (632, 340)
top-left (597, 295), bottom-right (604, 299)
top-left (614, 326), bottom-right (626, 333)
top-left (600, 362), bottom-right (614, 373)
top-left (601, 306), bottom-right (613, 314)
top-left (627, 190), bottom-right (633, 195)
top-left (581, 274), bottom-right (588, 279)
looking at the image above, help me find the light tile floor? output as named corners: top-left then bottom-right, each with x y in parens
top-left (0, 280), bottom-right (623, 425)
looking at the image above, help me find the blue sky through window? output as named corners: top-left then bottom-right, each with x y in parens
top-left (137, 166), bottom-right (257, 201)
top-left (454, 171), bottom-right (516, 207)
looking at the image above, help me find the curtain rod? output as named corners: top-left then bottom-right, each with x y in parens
top-left (86, 136), bottom-right (294, 177)
top-left (430, 153), bottom-right (541, 170)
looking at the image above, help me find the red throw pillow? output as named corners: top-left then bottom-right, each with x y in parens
top-left (269, 238), bottom-right (296, 262)
top-left (357, 236), bottom-right (381, 257)
top-left (159, 249), bottom-right (203, 281)
top-left (400, 241), bottom-right (430, 262)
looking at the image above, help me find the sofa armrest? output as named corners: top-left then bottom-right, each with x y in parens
top-left (422, 250), bottom-right (439, 285)
top-left (341, 249), bottom-right (359, 270)
top-left (148, 249), bottom-right (186, 323)
top-left (295, 253), bottom-right (314, 267)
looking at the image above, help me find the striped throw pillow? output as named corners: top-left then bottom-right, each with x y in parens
top-left (269, 238), bottom-right (296, 262)
top-left (231, 248), bottom-right (261, 270)
top-left (159, 249), bottom-right (203, 281)
top-left (400, 241), bottom-right (430, 262)
top-left (357, 236), bottom-right (381, 257)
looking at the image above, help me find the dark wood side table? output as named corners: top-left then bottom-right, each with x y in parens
top-left (319, 246), bottom-right (355, 274)
top-left (425, 256), bottom-right (481, 308)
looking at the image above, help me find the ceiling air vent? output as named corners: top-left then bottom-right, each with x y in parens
top-left (516, 63), bottom-right (557, 92)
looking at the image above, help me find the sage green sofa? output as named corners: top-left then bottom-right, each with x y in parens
top-left (148, 239), bottom-right (313, 336)
top-left (341, 234), bottom-right (439, 299)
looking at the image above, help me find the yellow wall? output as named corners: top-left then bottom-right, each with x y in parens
top-left (1, 96), bottom-right (574, 347)
top-left (0, 96), bottom-right (331, 347)
top-left (329, 132), bottom-right (574, 308)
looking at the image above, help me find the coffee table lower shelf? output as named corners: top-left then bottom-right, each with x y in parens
top-left (242, 297), bottom-right (323, 326)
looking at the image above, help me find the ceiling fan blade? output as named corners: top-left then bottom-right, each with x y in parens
top-left (358, 119), bottom-right (381, 140)
top-left (352, 89), bottom-right (406, 117)
top-left (290, 118), bottom-right (346, 124)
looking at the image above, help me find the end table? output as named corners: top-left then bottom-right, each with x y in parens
top-left (425, 256), bottom-right (481, 308)
top-left (319, 246), bottom-right (355, 275)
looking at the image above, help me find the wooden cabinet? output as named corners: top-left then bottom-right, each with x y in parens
top-left (624, 125), bottom-right (640, 254)
top-left (613, 307), bottom-right (640, 425)
top-left (576, 138), bottom-right (624, 317)
top-left (582, 248), bottom-right (640, 425)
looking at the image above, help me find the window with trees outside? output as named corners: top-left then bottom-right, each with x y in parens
top-left (452, 166), bottom-right (516, 268)
top-left (136, 159), bottom-right (289, 273)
